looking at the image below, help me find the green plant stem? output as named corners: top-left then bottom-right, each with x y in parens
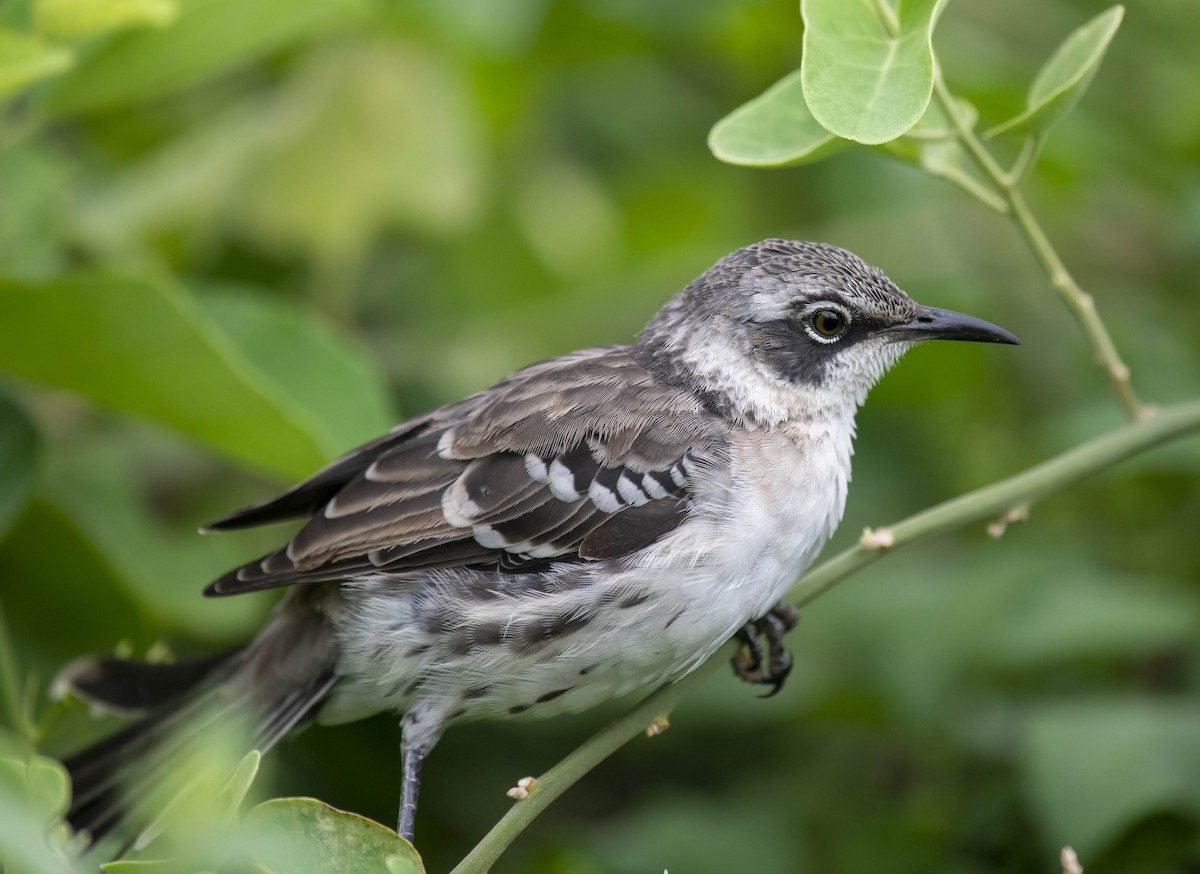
top-left (931, 73), bottom-right (1145, 422)
top-left (451, 400), bottom-right (1200, 874)
top-left (449, 646), bottom-right (728, 874)
top-left (789, 400), bottom-right (1200, 607)
top-left (922, 157), bottom-right (1008, 213)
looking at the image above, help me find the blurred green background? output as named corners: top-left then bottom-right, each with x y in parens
top-left (1, 0), bottom-right (1199, 871)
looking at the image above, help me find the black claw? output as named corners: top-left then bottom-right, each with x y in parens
top-left (758, 653), bottom-right (793, 699)
top-left (730, 604), bottom-right (800, 694)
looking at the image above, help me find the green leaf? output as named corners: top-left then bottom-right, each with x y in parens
top-left (37, 0), bottom-right (373, 116)
top-left (880, 97), bottom-right (1007, 211)
top-left (982, 572), bottom-right (1199, 669)
top-left (0, 391), bottom-right (38, 543)
top-left (0, 274), bottom-right (373, 480)
top-left (387, 854), bottom-right (422, 874)
top-left (22, 284), bottom-right (394, 635)
top-left (708, 70), bottom-right (851, 167)
top-left (801, 0), bottom-right (948, 144)
top-left (197, 287), bottom-right (394, 451)
top-left (33, 0), bottom-right (178, 42)
top-left (0, 29), bottom-right (73, 100)
top-left (22, 755), bottom-right (70, 822)
top-left (986, 6), bottom-right (1124, 139)
top-left (245, 797), bottom-right (425, 874)
top-left (221, 749), bottom-right (261, 815)
top-left (1020, 700), bottom-right (1200, 857)
top-left (0, 750), bottom-right (74, 874)
top-left (0, 742), bottom-right (70, 825)
top-left (101, 861), bottom-right (185, 873)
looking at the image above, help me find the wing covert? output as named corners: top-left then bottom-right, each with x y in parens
top-left (205, 347), bottom-right (727, 597)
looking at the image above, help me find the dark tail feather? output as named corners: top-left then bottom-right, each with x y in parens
top-left (65, 708), bottom-right (191, 843)
top-left (59, 649), bottom-right (241, 715)
top-left (59, 592), bottom-right (339, 847)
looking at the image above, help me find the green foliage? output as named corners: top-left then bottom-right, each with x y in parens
top-left (32, 0), bottom-right (179, 43)
top-left (986, 6), bottom-right (1125, 139)
top-left (0, 274), bottom-right (390, 479)
top-left (707, 70), bottom-right (851, 167)
top-left (0, 728), bottom-right (429, 873)
top-left (1020, 700), bottom-right (1200, 858)
top-left (0, 29), bottom-right (72, 98)
top-left (0, 0), bottom-right (1197, 871)
top-left (37, 0), bottom-right (373, 115)
top-left (0, 732), bottom-right (77, 874)
top-left (800, 0), bottom-right (947, 144)
top-left (245, 798), bottom-right (425, 874)
top-left (0, 390), bottom-right (38, 541)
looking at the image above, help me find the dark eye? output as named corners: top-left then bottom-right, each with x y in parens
top-left (811, 309), bottom-right (847, 338)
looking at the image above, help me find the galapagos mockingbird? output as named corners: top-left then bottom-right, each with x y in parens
top-left (60, 239), bottom-right (1018, 844)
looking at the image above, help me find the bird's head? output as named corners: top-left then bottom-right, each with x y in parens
top-left (638, 239), bottom-right (1019, 427)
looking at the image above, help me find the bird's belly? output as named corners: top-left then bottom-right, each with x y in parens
top-left (719, 424), bottom-right (851, 618)
top-left (323, 426), bottom-right (851, 725)
top-left (325, 562), bottom-right (755, 724)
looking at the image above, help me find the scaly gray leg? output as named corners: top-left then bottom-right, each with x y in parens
top-left (397, 701), bottom-right (449, 843)
top-left (397, 743), bottom-right (424, 842)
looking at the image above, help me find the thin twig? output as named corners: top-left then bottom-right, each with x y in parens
top-left (450, 648), bottom-right (726, 874)
top-left (931, 73), bottom-right (1146, 421)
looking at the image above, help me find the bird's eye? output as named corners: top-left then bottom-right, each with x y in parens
top-left (810, 308), bottom-right (848, 340)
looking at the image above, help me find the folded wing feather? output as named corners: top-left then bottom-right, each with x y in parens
top-left (204, 347), bottom-right (727, 597)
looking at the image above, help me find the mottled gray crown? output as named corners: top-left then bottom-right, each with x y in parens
top-left (640, 239), bottom-right (916, 339)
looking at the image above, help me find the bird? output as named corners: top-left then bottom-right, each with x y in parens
top-left (58, 239), bottom-right (1019, 847)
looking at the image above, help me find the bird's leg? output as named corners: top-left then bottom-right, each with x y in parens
top-left (397, 702), bottom-right (448, 843)
top-left (731, 603), bottom-right (799, 697)
top-left (397, 743), bottom-right (424, 842)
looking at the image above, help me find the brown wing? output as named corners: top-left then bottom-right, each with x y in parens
top-left (204, 346), bottom-right (727, 597)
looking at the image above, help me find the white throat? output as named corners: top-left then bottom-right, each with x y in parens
top-left (668, 321), bottom-right (911, 430)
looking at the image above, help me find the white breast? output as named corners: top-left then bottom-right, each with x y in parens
top-left (600, 418), bottom-right (854, 682)
top-left (715, 421), bottom-right (853, 618)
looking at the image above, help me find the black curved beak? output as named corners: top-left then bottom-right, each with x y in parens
top-left (883, 305), bottom-right (1020, 345)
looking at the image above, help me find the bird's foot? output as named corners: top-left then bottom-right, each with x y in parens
top-left (731, 603), bottom-right (799, 697)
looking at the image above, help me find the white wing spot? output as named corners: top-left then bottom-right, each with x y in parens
top-left (589, 481), bottom-right (622, 513)
top-left (524, 454), bottom-right (549, 482)
top-left (441, 481), bottom-right (480, 528)
top-left (436, 429), bottom-right (458, 460)
top-left (473, 524), bottom-right (507, 549)
top-left (548, 459), bottom-right (581, 501)
top-left (616, 473), bottom-right (649, 506)
top-left (527, 542), bottom-right (572, 559)
top-left (642, 473), bottom-right (669, 499)
top-left (669, 464), bottom-right (686, 487)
